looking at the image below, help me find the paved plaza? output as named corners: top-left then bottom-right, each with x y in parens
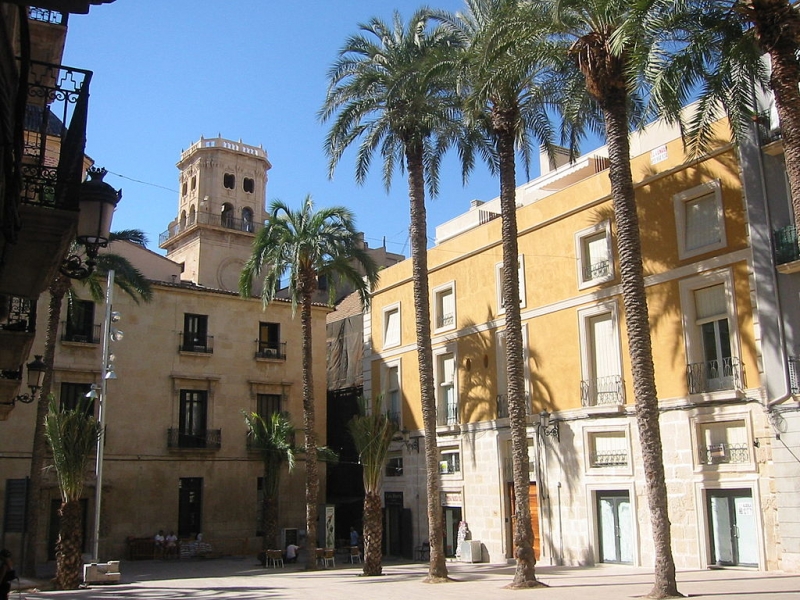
top-left (10, 556), bottom-right (800, 599)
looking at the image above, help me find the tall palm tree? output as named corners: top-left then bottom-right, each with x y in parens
top-left (22, 230), bottom-right (152, 577)
top-left (240, 196), bottom-right (379, 570)
top-left (320, 10), bottom-right (485, 581)
top-left (244, 411), bottom-right (296, 551)
top-left (442, 0), bottom-right (559, 586)
top-left (347, 396), bottom-right (398, 576)
top-left (43, 395), bottom-right (101, 590)
top-left (529, 0), bottom-right (680, 596)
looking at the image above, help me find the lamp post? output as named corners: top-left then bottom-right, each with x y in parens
top-left (0, 355), bottom-right (47, 407)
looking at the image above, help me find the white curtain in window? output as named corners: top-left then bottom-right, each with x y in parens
top-left (440, 288), bottom-right (455, 320)
top-left (695, 284), bottom-right (726, 321)
top-left (593, 432), bottom-right (627, 453)
top-left (701, 420), bottom-right (747, 446)
top-left (685, 193), bottom-right (721, 251)
top-left (589, 313), bottom-right (619, 379)
top-left (586, 232), bottom-right (608, 267)
top-left (384, 308), bottom-right (400, 345)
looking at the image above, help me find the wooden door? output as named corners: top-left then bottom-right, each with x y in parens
top-left (509, 482), bottom-right (540, 560)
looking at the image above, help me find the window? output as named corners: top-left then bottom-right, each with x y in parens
top-left (697, 420), bottom-right (750, 465)
top-left (223, 173), bottom-right (235, 189)
top-left (588, 431), bottom-right (628, 468)
top-left (496, 255), bottom-right (526, 313)
top-left (437, 352), bottom-right (457, 426)
top-left (384, 365), bottom-right (401, 426)
top-left (243, 177), bottom-right (254, 193)
top-left (257, 322), bottom-right (284, 359)
top-left (221, 202), bottom-right (235, 228)
top-left (182, 314), bottom-right (211, 353)
top-left (504, 438), bottom-right (536, 481)
top-left (257, 393), bottom-right (281, 419)
top-left (242, 207), bottom-right (254, 232)
top-left (576, 221), bottom-right (613, 288)
top-left (578, 303), bottom-right (624, 407)
top-left (178, 390), bottom-right (208, 448)
top-left (386, 455), bottom-right (404, 477)
top-left (64, 299), bottom-right (95, 343)
top-left (439, 449), bottom-right (461, 474)
top-left (674, 180), bottom-right (726, 259)
top-left (680, 271), bottom-right (741, 395)
top-left (495, 326), bottom-right (532, 418)
top-left (383, 304), bottom-right (401, 349)
top-left (182, 181), bottom-right (187, 196)
top-left (191, 176), bottom-right (197, 191)
top-left (434, 283), bottom-right (456, 331)
top-left (59, 382), bottom-right (93, 414)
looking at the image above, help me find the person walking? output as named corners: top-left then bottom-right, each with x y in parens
top-left (0, 549), bottom-right (15, 600)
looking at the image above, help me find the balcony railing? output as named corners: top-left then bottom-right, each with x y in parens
top-left (436, 313), bottom-right (454, 328)
top-left (437, 395), bottom-right (459, 426)
top-left (20, 60), bottom-right (92, 211)
top-left (0, 296), bottom-right (36, 334)
top-left (686, 357), bottom-right (743, 394)
top-left (590, 450), bottom-right (628, 467)
top-left (581, 375), bottom-right (625, 407)
top-left (167, 428), bottom-right (221, 450)
top-left (61, 322), bottom-right (100, 344)
top-left (583, 259), bottom-right (610, 282)
top-left (700, 443), bottom-right (749, 465)
top-left (179, 333), bottom-right (214, 354)
top-left (774, 225), bottom-right (800, 266)
top-left (159, 211), bottom-right (262, 246)
top-left (255, 341), bottom-right (286, 360)
top-left (789, 356), bottom-right (800, 395)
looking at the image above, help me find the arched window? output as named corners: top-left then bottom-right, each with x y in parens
top-left (189, 205), bottom-right (196, 225)
top-left (191, 176), bottom-right (197, 191)
top-left (221, 203), bottom-right (235, 228)
top-left (182, 181), bottom-right (187, 196)
top-left (243, 177), bottom-right (254, 193)
top-left (180, 210), bottom-right (187, 231)
top-left (242, 207), bottom-right (254, 232)
top-left (223, 173), bottom-right (235, 189)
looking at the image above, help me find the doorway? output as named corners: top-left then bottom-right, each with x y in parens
top-left (178, 477), bottom-right (203, 538)
top-left (508, 482), bottom-right (541, 560)
top-left (442, 506), bottom-right (462, 557)
top-left (707, 489), bottom-right (757, 567)
top-left (596, 491), bottom-right (632, 563)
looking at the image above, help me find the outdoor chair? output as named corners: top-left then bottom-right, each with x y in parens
top-left (323, 548), bottom-right (335, 568)
top-left (349, 546), bottom-right (361, 564)
top-left (267, 549), bottom-right (284, 568)
top-left (315, 548), bottom-right (325, 567)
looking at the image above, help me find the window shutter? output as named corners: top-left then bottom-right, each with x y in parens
top-left (685, 193), bottom-right (721, 251)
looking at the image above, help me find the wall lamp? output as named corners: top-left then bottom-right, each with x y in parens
top-left (1, 355), bottom-right (47, 406)
top-left (539, 410), bottom-right (559, 442)
top-left (60, 167), bottom-right (122, 280)
top-left (401, 428), bottom-right (420, 453)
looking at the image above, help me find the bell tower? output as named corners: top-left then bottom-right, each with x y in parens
top-left (159, 136), bottom-right (271, 291)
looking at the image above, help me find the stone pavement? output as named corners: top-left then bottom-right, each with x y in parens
top-left (10, 556), bottom-right (800, 599)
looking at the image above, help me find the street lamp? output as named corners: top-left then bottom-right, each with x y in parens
top-left (400, 428), bottom-right (420, 453)
top-left (539, 410), bottom-right (559, 442)
top-left (0, 355), bottom-right (47, 406)
top-left (60, 167), bottom-right (122, 280)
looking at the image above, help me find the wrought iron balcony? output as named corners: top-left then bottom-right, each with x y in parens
top-left (581, 375), bottom-right (625, 407)
top-left (700, 443), bottom-right (749, 465)
top-left (686, 357), bottom-right (743, 394)
top-left (61, 321), bottom-right (100, 344)
top-left (773, 225), bottom-right (799, 266)
top-left (436, 313), bottom-right (454, 328)
top-left (789, 356), bottom-right (800, 395)
top-left (590, 450), bottom-right (628, 467)
top-left (255, 341), bottom-right (286, 360)
top-left (583, 259), bottom-right (610, 282)
top-left (159, 211), bottom-right (262, 246)
top-left (0, 296), bottom-right (36, 334)
top-left (437, 396), bottom-right (459, 426)
top-left (167, 428), bottom-right (221, 450)
top-left (179, 333), bottom-right (214, 354)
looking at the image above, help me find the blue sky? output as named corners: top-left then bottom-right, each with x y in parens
top-left (61, 0), bottom-right (520, 258)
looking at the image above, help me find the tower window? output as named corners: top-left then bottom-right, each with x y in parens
top-left (243, 177), bottom-right (254, 193)
top-left (191, 176), bottom-right (197, 190)
top-left (223, 173), bottom-right (235, 189)
top-left (182, 182), bottom-right (187, 196)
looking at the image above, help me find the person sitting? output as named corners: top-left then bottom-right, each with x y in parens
top-left (285, 543), bottom-right (299, 564)
top-left (154, 530), bottom-right (165, 559)
top-left (165, 531), bottom-right (178, 559)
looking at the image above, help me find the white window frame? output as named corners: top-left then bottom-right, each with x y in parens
top-left (673, 180), bottom-right (726, 260)
top-left (433, 281), bottom-right (457, 333)
top-left (496, 255), bottom-right (527, 314)
top-left (495, 324), bottom-right (532, 418)
top-left (382, 302), bottom-right (401, 350)
top-left (679, 269), bottom-right (741, 398)
top-left (583, 424), bottom-right (633, 476)
top-left (690, 413), bottom-right (755, 473)
top-left (575, 220), bottom-right (614, 289)
top-left (439, 445), bottom-right (462, 477)
top-left (434, 346), bottom-right (458, 427)
top-left (381, 360), bottom-right (402, 428)
top-left (577, 301), bottom-right (624, 409)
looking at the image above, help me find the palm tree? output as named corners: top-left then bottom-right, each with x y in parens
top-left (240, 196), bottom-right (379, 570)
top-left (22, 230), bottom-right (152, 577)
top-left (347, 396), bottom-right (398, 576)
top-left (441, 0), bottom-right (560, 586)
top-left (43, 394), bottom-right (101, 590)
top-left (530, 0), bottom-right (680, 596)
top-left (320, 10), bottom-right (484, 581)
top-left (244, 411), bottom-right (296, 551)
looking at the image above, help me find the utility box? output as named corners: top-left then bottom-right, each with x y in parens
top-left (459, 540), bottom-right (482, 563)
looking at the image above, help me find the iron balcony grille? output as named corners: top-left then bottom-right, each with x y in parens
top-left (590, 450), bottom-right (628, 467)
top-left (789, 357), bottom-right (800, 395)
top-left (255, 341), bottom-right (286, 360)
top-left (167, 428), bottom-right (221, 450)
top-left (0, 368), bottom-right (22, 382)
top-left (774, 225), bottom-right (799, 265)
top-left (437, 313), bottom-right (454, 328)
top-left (581, 375), bottom-right (625, 407)
top-left (179, 333), bottom-right (214, 354)
top-left (61, 321), bottom-right (100, 344)
top-left (686, 357), bottom-right (743, 394)
top-left (583, 259), bottom-right (610, 282)
top-left (159, 211), bottom-right (262, 246)
top-left (701, 443), bottom-right (749, 465)
top-left (20, 60), bottom-right (92, 211)
top-left (0, 296), bottom-right (36, 334)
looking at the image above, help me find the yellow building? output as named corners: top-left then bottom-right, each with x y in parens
top-left (367, 114), bottom-right (782, 570)
top-left (0, 136), bottom-right (330, 567)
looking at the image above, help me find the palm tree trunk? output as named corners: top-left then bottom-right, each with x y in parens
top-left (494, 117), bottom-right (537, 586)
top-left (300, 287), bottom-right (319, 570)
top-left (263, 458), bottom-right (279, 551)
top-left (750, 0), bottom-right (800, 226)
top-left (22, 273), bottom-right (70, 576)
top-left (405, 143), bottom-right (447, 582)
top-left (603, 99), bottom-right (678, 599)
top-left (54, 499), bottom-right (83, 590)
top-left (362, 490), bottom-right (383, 576)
